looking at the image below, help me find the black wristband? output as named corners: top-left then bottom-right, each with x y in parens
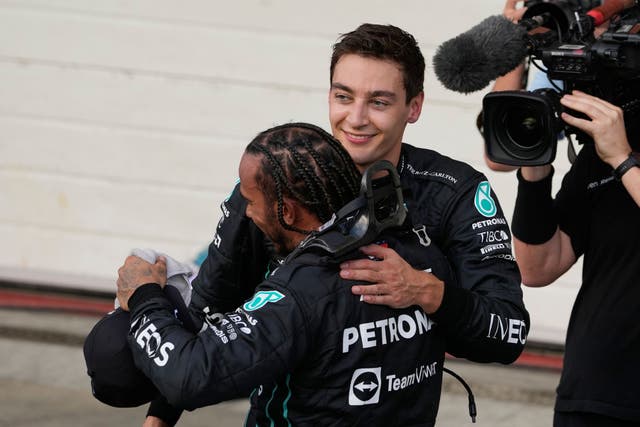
top-left (612, 152), bottom-right (639, 181)
top-left (147, 395), bottom-right (183, 426)
top-left (128, 283), bottom-right (164, 312)
top-left (511, 168), bottom-right (558, 244)
top-left (429, 284), bottom-right (474, 332)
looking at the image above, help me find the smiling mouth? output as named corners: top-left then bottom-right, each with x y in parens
top-left (344, 131), bottom-right (375, 144)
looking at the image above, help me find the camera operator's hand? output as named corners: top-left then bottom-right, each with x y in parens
top-left (117, 255), bottom-right (167, 311)
top-left (560, 90), bottom-right (631, 169)
top-left (560, 90), bottom-right (640, 206)
top-left (341, 244), bottom-right (444, 314)
top-left (503, 0), bottom-right (527, 23)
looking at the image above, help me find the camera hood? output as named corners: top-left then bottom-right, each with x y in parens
top-left (523, 0), bottom-right (576, 37)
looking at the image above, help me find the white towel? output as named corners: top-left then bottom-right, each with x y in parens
top-left (114, 248), bottom-right (193, 309)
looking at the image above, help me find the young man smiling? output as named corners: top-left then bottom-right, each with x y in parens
top-left (328, 54), bottom-right (423, 170)
top-left (324, 25), bottom-right (528, 348)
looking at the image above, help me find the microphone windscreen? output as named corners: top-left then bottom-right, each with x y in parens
top-left (433, 15), bottom-right (529, 93)
top-left (478, 15), bottom-right (529, 74)
top-left (433, 33), bottom-right (493, 94)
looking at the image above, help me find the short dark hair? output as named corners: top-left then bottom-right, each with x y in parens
top-left (330, 23), bottom-right (425, 103)
top-left (246, 123), bottom-right (361, 235)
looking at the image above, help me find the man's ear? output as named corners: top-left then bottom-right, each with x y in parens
top-left (407, 91), bottom-right (424, 124)
top-left (281, 197), bottom-right (297, 226)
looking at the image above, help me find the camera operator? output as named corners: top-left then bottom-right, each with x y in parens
top-left (438, 0), bottom-right (638, 420)
top-left (513, 86), bottom-right (640, 426)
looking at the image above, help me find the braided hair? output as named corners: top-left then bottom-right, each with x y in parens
top-left (245, 122), bottom-right (361, 235)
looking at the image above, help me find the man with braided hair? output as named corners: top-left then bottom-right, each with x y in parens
top-left (117, 122), bottom-right (457, 426)
top-left (238, 122), bottom-right (361, 251)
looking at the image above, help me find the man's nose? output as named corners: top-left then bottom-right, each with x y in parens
top-left (346, 100), bottom-right (369, 127)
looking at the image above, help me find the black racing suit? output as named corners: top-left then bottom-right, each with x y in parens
top-left (192, 143), bottom-right (529, 363)
top-left (143, 142), bottom-right (529, 424)
top-left (130, 228), bottom-right (454, 426)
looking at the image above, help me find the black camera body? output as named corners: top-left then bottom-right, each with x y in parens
top-left (483, 1), bottom-right (640, 166)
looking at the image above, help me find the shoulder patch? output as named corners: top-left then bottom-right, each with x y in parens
top-left (474, 181), bottom-right (497, 218)
top-left (243, 290), bottom-right (285, 311)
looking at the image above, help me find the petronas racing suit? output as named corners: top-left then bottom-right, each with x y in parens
top-left (134, 143), bottom-right (528, 425)
top-left (192, 143), bottom-right (529, 363)
top-left (130, 227), bottom-right (455, 426)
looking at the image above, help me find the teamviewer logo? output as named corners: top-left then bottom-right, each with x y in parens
top-left (349, 367), bottom-right (381, 406)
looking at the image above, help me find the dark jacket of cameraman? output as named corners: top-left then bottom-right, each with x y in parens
top-left (547, 144), bottom-right (640, 421)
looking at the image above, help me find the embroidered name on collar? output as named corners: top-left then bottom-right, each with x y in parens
top-left (404, 163), bottom-right (458, 184)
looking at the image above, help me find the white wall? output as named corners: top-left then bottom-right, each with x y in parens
top-left (0, 0), bottom-right (579, 345)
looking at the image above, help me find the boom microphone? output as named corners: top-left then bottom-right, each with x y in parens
top-left (433, 15), bottom-right (529, 94)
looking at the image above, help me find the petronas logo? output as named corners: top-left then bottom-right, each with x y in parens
top-left (243, 291), bottom-right (285, 311)
top-left (474, 181), bottom-right (496, 218)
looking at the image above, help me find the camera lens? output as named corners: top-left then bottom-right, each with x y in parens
top-left (482, 89), bottom-right (561, 165)
top-left (503, 108), bottom-right (544, 149)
